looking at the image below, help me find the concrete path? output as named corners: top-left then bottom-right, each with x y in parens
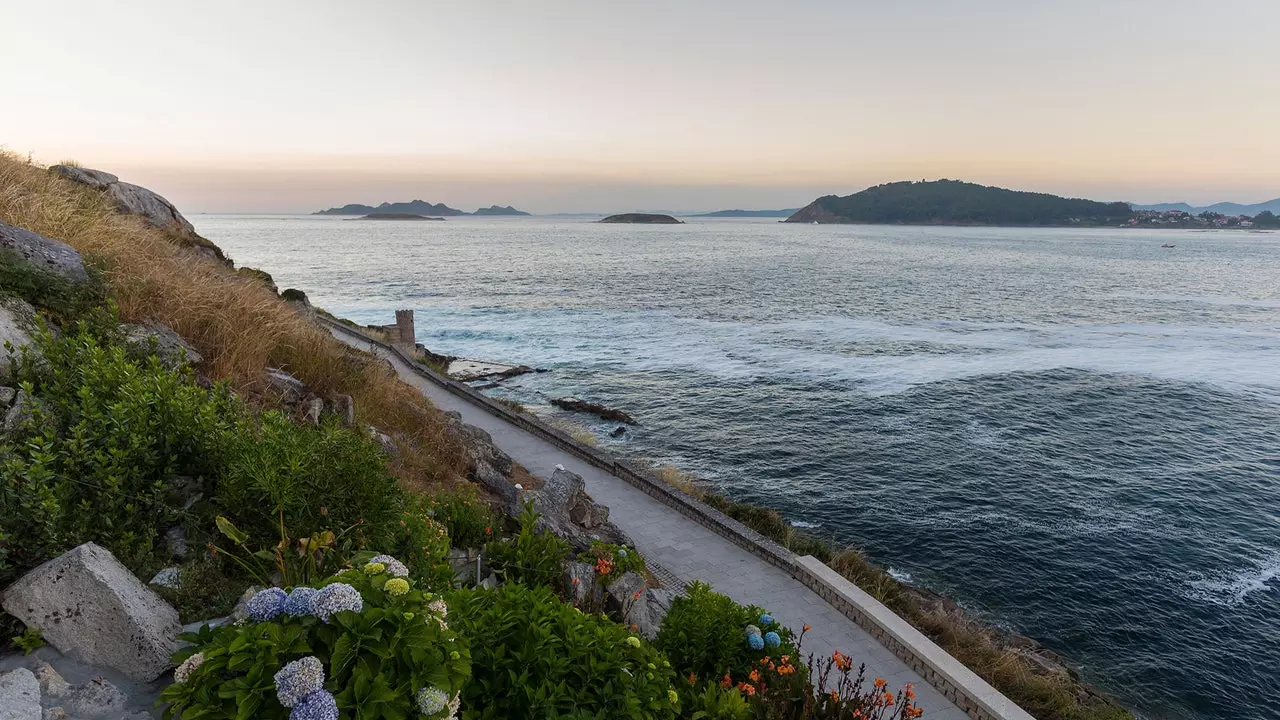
top-left (330, 326), bottom-right (967, 719)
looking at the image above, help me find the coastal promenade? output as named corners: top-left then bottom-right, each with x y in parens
top-left (326, 323), bottom-right (969, 719)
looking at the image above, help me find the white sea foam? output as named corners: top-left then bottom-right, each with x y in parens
top-left (1181, 551), bottom-right (1280, 608)
top-left (789, 520), bottom-right (821, 528)
top-left (887, 567), bottom-right (913, 583)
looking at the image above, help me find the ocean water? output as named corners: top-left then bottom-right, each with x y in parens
top-left (194, 215), bottom-right (1280, 720)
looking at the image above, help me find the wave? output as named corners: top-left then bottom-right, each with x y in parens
top-left (1181, 551), bottom-right (1280, 608)
top-left (418, 308), bottom-right (1280, 400)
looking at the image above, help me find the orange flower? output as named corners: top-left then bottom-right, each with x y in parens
top-left (778, 664), bottom-right (795, 676)
top-left (485, 525), bottom-right (492, 535)
top-left (749, 669), bottom-right (761, 682)
top-left (781, 655), bottom-right (790, 663)
top-left (720, 674), bottom-right (732, 688)
top-left (571, 577), bottom-right (580, 585)
top-left (688, 672), bottom-right (696, 685)
top-left (803, 624), bottom-right (811, 632)
top-left (829, 690), bottom-right (839, 704)
top-left (874, 677), bottom-right (887, 689)
top-left (737, 682), bottom-right (756, 697)
top-left (633, 590), bottom-right (642, 600)
top-left (884, 691), bottom-right (895, 706)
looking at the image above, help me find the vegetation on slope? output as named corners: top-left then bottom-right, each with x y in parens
top-left (787, 180), bottom-right (1133, 226)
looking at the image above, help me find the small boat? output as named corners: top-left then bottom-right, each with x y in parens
top-left (1161, 243), bottom-right (1176, 248)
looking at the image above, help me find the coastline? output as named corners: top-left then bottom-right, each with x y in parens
top-left (353, 319), bottom-right (1132, 720)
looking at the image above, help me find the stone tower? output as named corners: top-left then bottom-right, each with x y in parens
top-left (394, 309), bottom-right (416, 349)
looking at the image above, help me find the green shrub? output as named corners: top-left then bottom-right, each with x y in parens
top-left (0, 248), bottom-right (105, 325)
top-left (578, 541), bottom-right (646, 585)
top-left (160, 562), bottom-right (469, 719)
top-left (450, 583), bottom-right (678, 719)
top-left (390, 494), bottom-right (455, 592)
top-left (0, 326), bottom-right (238, 581)
top-left (427, 488), bottom-right (494, 550)
top-left (675, 679), bottom-right (750, 720)
top-left (484, 503), bottom-right (570, 589)
top-left (655, 583), bottom-right (795, 684)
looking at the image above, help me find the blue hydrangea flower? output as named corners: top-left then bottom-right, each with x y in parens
top-left (748, 633), bottom-right (765, 651)
top-left (284, 587), bottom-right (319, 617)
top-left (764, 631), bottom-right (782, 647)
top-left (370, 554), bottom-right (410, 578)
top-left (417, 686), bottom-right (449, 715)
top-left (290, 689), bottom-right (338, 720)
top-left (311, 582), bottom-right (363, 622)
top-left (759, 613), bottom-right (774, 625)
top-left (246, 587), bottom-right (288, 622)
top-left (274, 656), bottom-right (325, 708)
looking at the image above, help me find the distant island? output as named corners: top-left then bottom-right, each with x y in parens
top-left (1134, 198), bottom-right (1280, 216)
top-left (472, 205), bottom-right (531, 216)
top-left (599, 213), bottom-right (682, 224)
top-left (786, 180), bottom-right (1133, 226)
top-left (315, 200), bottom-right (528, 216)
top-left (691, 208), bottom-right (800, 218)
top-left (347, 213), bottom-right (444, 221)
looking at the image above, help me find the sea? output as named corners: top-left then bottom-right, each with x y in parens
top-left (193, 215), bottom-right (1280, 720)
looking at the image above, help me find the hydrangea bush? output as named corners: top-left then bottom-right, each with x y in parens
top-left (160, 555), bottom-right (470, 719)
top-left (655, 583), bottom-right (797, 684)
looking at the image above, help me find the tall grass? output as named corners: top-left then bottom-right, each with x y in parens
top-left (0, 152), bottom-right (466, 491)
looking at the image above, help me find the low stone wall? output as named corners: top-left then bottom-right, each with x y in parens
top-left (318, 316), bottom-right (1032, 720)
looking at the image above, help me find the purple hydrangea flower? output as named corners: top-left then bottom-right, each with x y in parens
top-left (370, 554), bottom-right (410, 578)
top-left (290, 689), bottom-right (338, 720)
top-left (764, 631), bottom-right (781, 647)
top-left (274, 656), bottom-right (325, 708)
top-left (246, 587), bottom-right (288, 622)
top-left (311, 582), bottom-right (363, 622)
top-left (748, 633), bottom-right (765, 651)
top-left (284, 587), bottom-right (319, 617)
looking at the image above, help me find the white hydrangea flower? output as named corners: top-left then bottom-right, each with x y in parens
top-left (173, 652), bottom-right (205, 684)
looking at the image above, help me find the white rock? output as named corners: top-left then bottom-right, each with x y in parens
top-left (65, 677), bottom-right (126, 718)
top-left (149, 567), bottom-right (181, 589)
top-left (0, 668), bottom-right (41, 720)
top-left (0, 543), bottom-right (182, 682)
top-left (31, 660), bottom-right (70, 698)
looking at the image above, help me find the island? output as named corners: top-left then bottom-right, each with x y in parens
top-left (314, 200), bottom-right (529, 216)
top-left (472, 205), bottom-right (531, 216)
top-left (691, 208), bottom-right (800, 218)
top-left (346, 213), bottom-right (444, 221)
top-left (599, 213), bottom-right (683, 224)
top-left (785, 180), bottom-right (1133, 226)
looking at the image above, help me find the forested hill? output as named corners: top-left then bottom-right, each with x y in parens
top-left (786, 180), bottom-right (1133, 226)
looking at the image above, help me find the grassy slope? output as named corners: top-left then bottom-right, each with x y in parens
top-left (0, 152), bottom-right (466, 493)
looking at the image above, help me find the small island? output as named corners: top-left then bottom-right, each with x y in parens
top-left (472, 205), bottom-right (532, 216)
top-left (599, 213), bottom-right (683, 224)
top-left (346, 213), bottom-right (444, 221)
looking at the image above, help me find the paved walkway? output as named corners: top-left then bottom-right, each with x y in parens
top-left (330, 326), bottom-right (966, 719)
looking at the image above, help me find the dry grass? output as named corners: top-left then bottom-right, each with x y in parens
top-left (0, 152), bottom-right (467, 492)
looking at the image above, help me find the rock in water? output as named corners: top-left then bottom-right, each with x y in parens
top-left (0, 220), bottom-right (89, 284)
top-left (0, 543), bottom-right (182, 682)
top-left (0, 668), bottom-right (41, 720)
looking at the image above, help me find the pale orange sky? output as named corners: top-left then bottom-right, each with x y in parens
top-left (3, 0), bottom-right (1278, 213)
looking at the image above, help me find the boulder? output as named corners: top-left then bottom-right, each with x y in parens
top-left (30, 660), bottom-right (70, 698)
top-left (0, 668), bottom-right (41, 720)
top-left (280, 288), bottom-right (311, 312)
top-left (264, 367), bottom-right (307, 404)
top-left (0, 297), bottom-right (38, 384)
top-left (301, 396), bottom-right (324, 425)
top-left (42, 710), bottom-right (67, 720)
top-left (236, 266), bottom-right (277, 294)
top-left (50, 165), bottom-right (229, 265)
top-left (333, 394), bottom-right (356, 427)
top-left (120, 321), bottom-right (202, 370)
top-left (367, 426), bottom-right (398, 457)
top-left (0, 543), bottom-right (182, 682)
top-left (149, 567), bottom-right (181, 589)
top-left (0, 386), bottom-right (16, 406)
top-left (563, 561), bottom-right (600, 607)
top-left (64, 677), bottom-right (127, 718)
top-left (4, 389), bottom-right (39, 432)
top-left (444, 413), bottom-right (523, 505)
top-left (0, 220), bottom-right (89, 284)
top-left (604, 573), bottom-right (671, 639)
top-left (529, 468), bottom-right (633, 551)
top-left (164, 526), bottom-right (188, 560)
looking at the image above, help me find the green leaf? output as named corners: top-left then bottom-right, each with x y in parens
top-left (215, 515), bottom-right (250, 545)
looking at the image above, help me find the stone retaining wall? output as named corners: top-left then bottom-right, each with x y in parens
top-left (318, 316), bottom-right (1032, 720)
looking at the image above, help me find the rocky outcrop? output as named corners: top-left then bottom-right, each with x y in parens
top-left (529, 468), bottom-right (632, 551)
top-left (443, 412), bottom-right (521, 505)
top-left (236, 267), bottom-right (278, 294)
top-left (0, 668), bottom-right (40, 720)
top-left (551, 397), bottom-right (636, 424)
top-left (0, 298), bottom-right (39, 384)
top-left (264, 367), bottom-right (308, 404)
top-left (0, 543), bottom-right (182, 682)
top-left (50, 165), bottom-right (230, 265)
top-left (3, 389), bottom-right (39, 432)
top-left (120, 321), bottom-right (203, 370)
top-left (601, 572), bottom-right (673, 639)
top-left (0, 220), bottom-right (89, 285)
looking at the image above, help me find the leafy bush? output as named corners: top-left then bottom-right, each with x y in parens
top-left (0, 325), bottom-right (238, 581)
top-left (450, 583), bottom-right (678, 719)
top-left (578, 541), bottom-right (646, 585)
top-left (484, 503), bottom-right (570, 589)
top-left (0, 248), bottom-right (105, 325)
top-left (426, 489), bottom-right (493, 550)
top-left (160, 560), bottom-right (470, 719)
top-left (655, 583), bottom-right (795, 684)
top-left (391, 494), bottom-right (455, 592)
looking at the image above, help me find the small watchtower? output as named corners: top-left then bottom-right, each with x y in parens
top-left (394, 309), bottom-right (416, 350)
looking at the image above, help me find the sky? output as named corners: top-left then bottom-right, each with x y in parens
top-left (3, 0), bottom-right (1278, 213)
